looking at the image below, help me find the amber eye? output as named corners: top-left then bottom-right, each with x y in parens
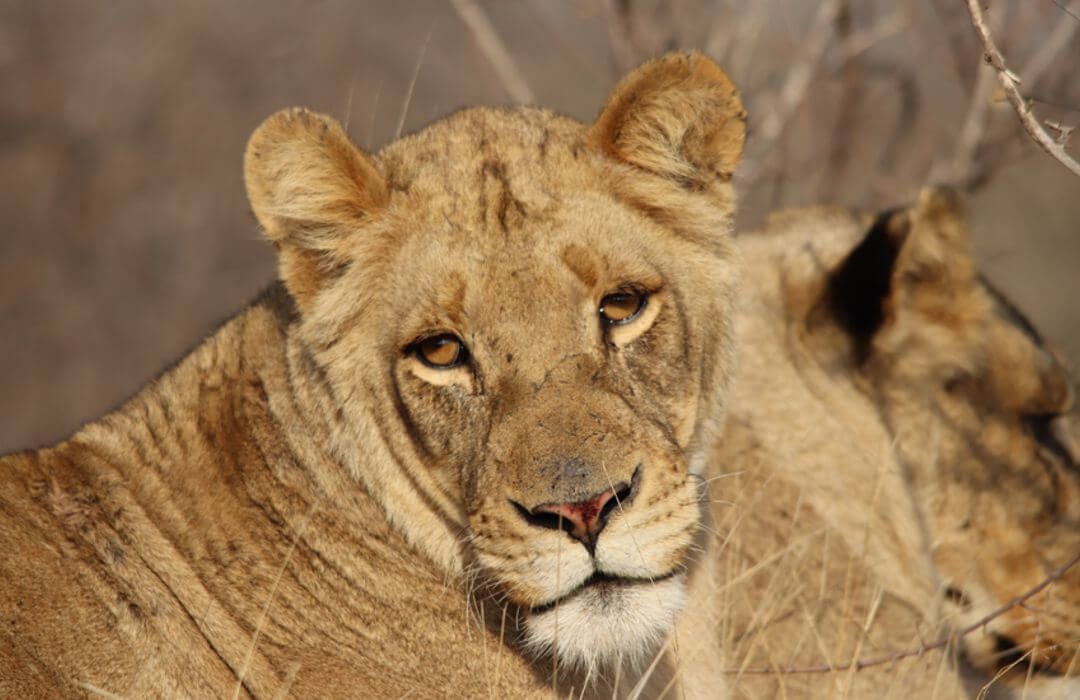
top-left (414, 334), bottom-right (469, 369)
top-left (599, 290), bottom-right (647, 326)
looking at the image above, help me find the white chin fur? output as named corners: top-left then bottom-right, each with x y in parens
top-left (522, 574), bottom-right (688, 674)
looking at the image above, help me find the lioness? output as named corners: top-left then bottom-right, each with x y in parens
top-left (0, 52), bottom-right (747, 697)
top-left (668, 188), bottom-right (1080, 699)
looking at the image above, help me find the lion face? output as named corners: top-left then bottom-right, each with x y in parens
top-left (242, 53), bottom-right (745, 673)
top-left (828, 188), bottom-right (1080, 687)
top-left (922, 303), bottom-right (1080, 683)
top-left (381, 141), bottom-right (718, 670)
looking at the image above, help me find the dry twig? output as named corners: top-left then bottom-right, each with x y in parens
top-left (930, 1), bottom-right (1003, 187)
top-left (739, 0), bottom-right (843, 186)
top-left (964, 0), bottom-right (1080, 178)
top-left (1019, 1), bottom-right (1080, 89)
top-left (741, 3), bottom-right (907, 191)
top-left (449, 0), bottom-right (536, 104)
top-left (727, 548), bottom-right (1080, 675)
top-left (1047, 120), bottom-right (1078, 144)
top-left (827, 8), bottom-right (909, 68)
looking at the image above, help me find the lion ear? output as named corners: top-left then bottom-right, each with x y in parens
top-left (588, 51), bottom-right (746, 189)
top-left (244, 107), bottom-right (388, 310)
top-left (827, 186), bottom-right (977, 356)
top-left (888, 186), bottom-right (975, 293)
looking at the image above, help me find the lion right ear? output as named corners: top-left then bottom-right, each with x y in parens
top-left (244, 108), bottom-right (388, 310)
top-left (827, 187), bottom-right (979, 358)
top-left (588, 51), bottom-right (746, 191)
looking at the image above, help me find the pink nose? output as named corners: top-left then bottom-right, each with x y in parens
top-left (534, 490), bottom-right (618, 552)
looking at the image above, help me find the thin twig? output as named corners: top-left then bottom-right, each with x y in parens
top-left (930, 1), bottom-right (999, 188)
top-left (1054, 0), bottom-right (1080, 22)
top-left (761, 0), bottom-right (843, 144)
top-left (449, 0), bottom-right (535, 104)
top-left (759, 0), bottom-right (842, 145)
top-left (714, 1), bottom-right (769, 84)
top-left (965, 0), bottom-right (1080, 178)
top-left (599, 0), bottom-right (641, 76)
top-left (728, 548), bottom-right (1080, 675)
top-left (1018, 1), bottom-right (1080, 89)
top-left (1047, 120), bottom-right (1078, 144)
top-left (929, 0), bottom-right (978, 89)
top-left (740, 0), bottom-right (843, 186)
top-left (827, 8), bottom-right (910, 68)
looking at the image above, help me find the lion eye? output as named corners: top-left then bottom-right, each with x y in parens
top-left (599, 291), bottom-right (647, 326)
top-left (414, 334), bottom-right (468, 369)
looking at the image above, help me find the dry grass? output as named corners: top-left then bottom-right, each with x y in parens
top-left (2, 1), bottom-right (1078, 451)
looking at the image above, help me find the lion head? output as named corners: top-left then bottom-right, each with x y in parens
top-left (242, 52), bottom-right (746, 674)
top-left (825, 188), bottom-right (1080, 690)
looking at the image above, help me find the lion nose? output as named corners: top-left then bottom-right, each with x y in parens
top-left (536, 491), bottom-right (616, 549)
top-left (512, 481), bottom-right (634, 554)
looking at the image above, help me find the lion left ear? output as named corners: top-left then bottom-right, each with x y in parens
top-left (588, 51), bottom-right (746, 190)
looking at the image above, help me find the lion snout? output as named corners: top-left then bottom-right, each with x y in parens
top-left (509, 465), bottom-right (640, 554)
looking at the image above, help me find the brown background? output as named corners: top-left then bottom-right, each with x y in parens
top-left (2, 1), bottom-right (1078, 451)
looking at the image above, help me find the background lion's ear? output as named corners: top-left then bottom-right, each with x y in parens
top-left (588, 51), bottom-right (746, 190)
top-left (827, 186), bottom-right (979, 357)
top-left (889, 187), bottom-right (974, 289)
top-left (244, 108), bottom-right (388, 310)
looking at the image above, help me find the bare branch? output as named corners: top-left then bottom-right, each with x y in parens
top-left (739, 0), bottom-right (844, 186)
top-left (741, 3), bottom-right (907, 191)
top-left (965, 0), bottom-right (1080, 178)
top-left (1047, 120), bottom-right (1078, 144)
top-left (727, 548), bottom-right (1080, 675)
top-left (598, 0), bottom-right (688, 77)
top-left (757, 0), bottom-right (843, 147)
top-left (711, 1), bottom-right (768, 85)
top-left (599, 0), bottom-right (641, 76)
top-left (929, 41), bottom-right (998, 185)
top-left (1019, 1), bottom-right (1080, 89)
top-left (449, 0), bottom-right (536, 104)
top-left (928, 0), bottom-right (978, 88)
top-left (827, 8), bottom-right (909, 68)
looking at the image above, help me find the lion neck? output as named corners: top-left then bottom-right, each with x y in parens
top-left (42, 286), bottom-right (555, 696)
top-left (74, 283), bottom-right (466, 595)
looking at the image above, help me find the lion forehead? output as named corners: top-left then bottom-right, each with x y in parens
top-left (375, 107), bottom-right (590, 207)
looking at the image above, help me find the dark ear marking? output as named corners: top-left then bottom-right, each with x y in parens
top-left (826, 208), bottom-right (908, 359)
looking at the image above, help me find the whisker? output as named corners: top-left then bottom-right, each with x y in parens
top-left (691, 470), bottom-right (746, 486)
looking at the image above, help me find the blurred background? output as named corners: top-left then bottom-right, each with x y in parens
top-left (1, 0), bottom-right (1077, 451)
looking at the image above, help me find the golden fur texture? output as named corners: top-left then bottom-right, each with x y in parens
top-left (0, 52), bottom-right (747, 697)
top-left (665, 189), bottom-right (1080, 699)
top-left (6, 47), bottom-right (1074, 698)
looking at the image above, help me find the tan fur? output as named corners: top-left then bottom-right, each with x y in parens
top-left (666, 189), bottom-right (1080, 698)
top-left (7, 48), bottom-right (1073, 698)
top-left (0, 52), bottom-right (747, 697)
